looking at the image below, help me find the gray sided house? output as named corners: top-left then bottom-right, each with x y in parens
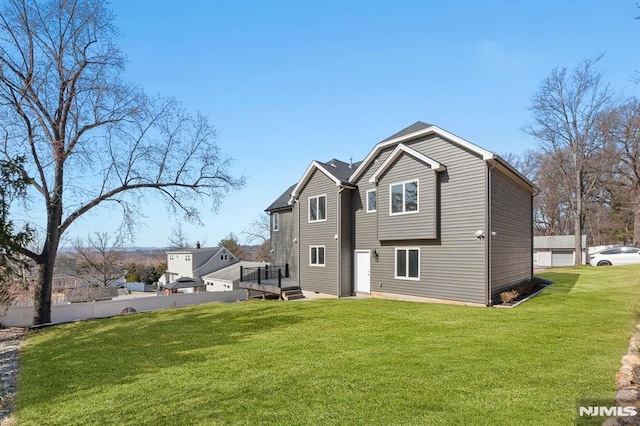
top-left (265, 122), bottom-right (536, 306)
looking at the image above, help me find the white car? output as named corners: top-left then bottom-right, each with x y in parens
top-left (589, 246), bottom-right (640, 266)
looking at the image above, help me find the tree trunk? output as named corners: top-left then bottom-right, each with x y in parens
top-left (33, 256), bottom-right (55, 324)
top-left (574, 165), bottom-right (583, 267)
top-left (634, 190), bottom-right (640, 247)
top-left (33, 163), bottom-right (64, 325)
top-left (33, 218), bottom-right (62, 324)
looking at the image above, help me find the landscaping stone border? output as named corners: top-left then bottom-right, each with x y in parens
top-left (605, 324), bottom-right (640, 425)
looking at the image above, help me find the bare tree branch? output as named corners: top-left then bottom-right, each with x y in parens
top-left (0, 0), bottom-right (245, 324)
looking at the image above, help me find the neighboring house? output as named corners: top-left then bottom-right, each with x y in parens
top-left (533, 235), bottom-right (588, 267)
top-left (202, 261), bottom-right (268, 292)
top-left (265, 121), bottom-right (536, 306)
top-left (160, 277), bottom-right (206, 294)
top-left (160, 245), bottom-right (239, 288)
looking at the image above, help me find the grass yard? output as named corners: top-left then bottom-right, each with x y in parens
top-left (14, 266), bottom-right (640, 425)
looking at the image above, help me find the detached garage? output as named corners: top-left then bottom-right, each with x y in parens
top-left (534, 235), bottom-right (588, 267)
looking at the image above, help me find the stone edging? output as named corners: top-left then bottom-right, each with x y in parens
top-left (604, 325), bottom-right (640, 425)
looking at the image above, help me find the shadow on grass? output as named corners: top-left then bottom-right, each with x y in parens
top-left (536, 271), bottom-right (580, 294)
top-left (19, 301), bottom-right (304, 410)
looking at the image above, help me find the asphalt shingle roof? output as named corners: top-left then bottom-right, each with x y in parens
top-left (265, 184), bottom-right (296, 211)
top-left (266, 121), bottom-right (435, 211)
top-left (319, 158), bottom-right (362, 183)
top-left (381, 121), bottom-right (433, 142)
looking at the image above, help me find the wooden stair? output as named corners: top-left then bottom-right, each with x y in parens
top-left (282, 287), bottom-right (305, 300)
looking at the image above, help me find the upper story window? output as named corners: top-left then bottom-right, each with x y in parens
top-left (273, 212), bottom-right (280, 231)
top-left (185, 254), bottom-right (191, 261)
top-left (309, 195), bottom-right (327, 222)
top-left (221, 254), bottom-right (228, 261)
top-left (366, 189), bottom-right (377, 213)
top-left (169, 254), bottom-right (174, 261)
top-left (396, 248), bottom-right (419, 280)
top-left (390, 180), bottom-right (418, 215)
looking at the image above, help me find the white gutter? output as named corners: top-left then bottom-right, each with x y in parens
top-left (487, 162), bottom-right (497, 306)
top-left (337, 187), bottom-right (344, 298)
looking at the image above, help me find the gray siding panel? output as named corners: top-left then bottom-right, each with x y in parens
top-left (354, 135), bottom-right (488, 304)
top-left (377, 154), bottom-right (437, 240)
top-left (490, 167), bottom-right (533, 297)
top-left (270, 209), bottom-right (297, 280)
top-left (298, 169), bottom-right (339, 295)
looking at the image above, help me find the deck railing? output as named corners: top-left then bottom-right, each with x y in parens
top-left (240, 264), bottom-right (289, 287)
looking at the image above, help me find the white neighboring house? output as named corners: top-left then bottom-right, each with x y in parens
top-left (202, 261), bottom-right (268, 292)
top-left (533, 235), bottom-right (588, 267)
top-left (159, 246), bottom-right (239, 293)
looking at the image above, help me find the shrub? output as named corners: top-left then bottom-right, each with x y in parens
top-left (500, 289), bottom-right (519, 304)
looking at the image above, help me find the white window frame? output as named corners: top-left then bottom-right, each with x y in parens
top-left (366, 189), bottom-right (377, 213)
top-left (308, 194), bottom-right (327, 223)
top-left (168, 254), bottom-right (174, 261)
top-left (273, 212), bottom-right (280, 232)
top-left (221, 254), bottom-right (228, 261)
top-left (309, 245), bottom-right (326, 266)
top-left (185, 254), bottom-right (191, 261)
top-left (395, 247), bottom-right (420, 280)
top-left (389, 179), bottom-right (419, 216)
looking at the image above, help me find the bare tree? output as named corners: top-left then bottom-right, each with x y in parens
top-left (241, 213), bottom-right (270, 261)
top-left (59, 232), bottom-right (124, 287)
top-left (0, 0), bottom-right (244, 324)
top-left (525, 55), bottom-right (614, 265)
top-left (599, 98), bottom-right (640, 245)
top-left (167, 223), bottom-right (192, 249)
top-left (241, 213), bottom-right (270, 245)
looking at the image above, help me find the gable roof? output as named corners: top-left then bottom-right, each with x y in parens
top-left (368, 144), bottom-right (446, 183)
top-left (289, 158), bottom-right (358, 203)
top-left (193, 248), bottom-right (239, 276)
top-left (381, 121), bottom-right (434, 142)
top-left (267, 121), bottom-right (536, 209)
top-left (350, 122), bottom-right (495, 183)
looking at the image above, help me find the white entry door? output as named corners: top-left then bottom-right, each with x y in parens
top-left (355, 250), bottom-right (371, 294)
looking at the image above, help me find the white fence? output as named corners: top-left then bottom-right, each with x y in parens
top-left (1, 290), bottom-right (247, 327)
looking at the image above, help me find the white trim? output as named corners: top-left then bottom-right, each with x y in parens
top-left (289, 161), bottom-right (342, 204)
top-left (395, 247), bottom-right (420, 280)
top-left (272, 212), bottom-right (279, 231)
top-left (368, 144), bottom-right (445, 184)
top-left (308, 194), bottom-right (327, 223)
top-left (309, 245), bottom-right (326, 266)
top-left (366, 189), bottom-right (377, 213)
top-left (389, 179), bottom-right (419, 215)
top-left (350, 125), bottom-right (494, 183)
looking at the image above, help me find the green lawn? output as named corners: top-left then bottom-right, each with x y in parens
top-left (15, 266), bottom-right (640, 425)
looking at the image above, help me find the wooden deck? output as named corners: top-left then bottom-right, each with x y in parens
top-left (239, 279), bottom-right (303, 300)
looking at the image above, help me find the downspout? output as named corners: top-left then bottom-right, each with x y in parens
top-left (296, 197), bottom-right (301, 288)
top-left (337, 187), bottom-right (344, 298)
top-left (487, 162), bottom-right (497, 306)
top-left (531, 188), bottom-right (539, 278)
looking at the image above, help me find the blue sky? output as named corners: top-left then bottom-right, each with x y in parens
top-left (67, 1), bottom-right (640, 247)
